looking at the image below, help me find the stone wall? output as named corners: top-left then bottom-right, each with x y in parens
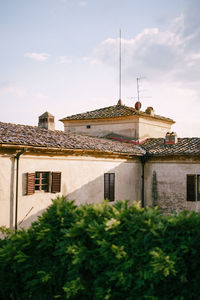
top-left (145, 158), bottom-right (200, 214)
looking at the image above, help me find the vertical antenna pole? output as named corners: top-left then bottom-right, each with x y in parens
top-left (119, 28), bottom-right (122, 100)
top-left (137, 77), bottom-right (140, 102)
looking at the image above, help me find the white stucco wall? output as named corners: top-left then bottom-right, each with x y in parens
top-left (0, 156), bottom-right (15, 228)
top-left (63, 119), bottom-right (139, 138)
top-left (63, 117), bottom-right (172, 139)
top-left (0, 154), bottom-right (141, 229)
top-left (145, 160), bottom-right (200, 213)
top-left (138, 118), bottom-right (172, 139)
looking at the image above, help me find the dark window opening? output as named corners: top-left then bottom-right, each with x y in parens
top-left (187, 174), bottom-right (200, 201)
top-left (86, 125), bottom-right (91, 129)
top-left (104, 173), bottom-right (115, 202)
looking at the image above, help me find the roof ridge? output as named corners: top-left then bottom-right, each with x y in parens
top-left (60, 103), bottom-right (175, 123)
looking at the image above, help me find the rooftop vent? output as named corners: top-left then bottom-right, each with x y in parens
top-left (117, 99), bottom-right (123, 106)
top-left (165, 132), bottom-right (178, 144)
top-left (145, 107), bottom-right (155, 116)
top-left (38, 111), bottom-right (55, 131)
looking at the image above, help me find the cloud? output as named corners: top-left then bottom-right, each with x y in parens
top-left (91, 0), bottom-right (200, 87)
top-left (0, 82), bottom-right (26, 97)
top-left (79, 1), bottom-right (87, 7)
top-left (82, 56), bottom-right (101, 65)
top-left (35, 92), bottom-right (49, 100)
top-left (24, 52), bottom-right (51, 62)
top-left (57, 56), bottom-right (72, 64)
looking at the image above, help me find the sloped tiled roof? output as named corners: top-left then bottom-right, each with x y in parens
top-left (60, 103), bottom-right (174, 123)
top-left (141, 138), bottom-right (200, 156)
top-left (0, 122), bottom-right (143, 156)
top-left (106, 134), bottom-right (200, 156)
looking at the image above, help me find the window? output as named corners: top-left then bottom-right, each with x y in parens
top-left (187, 175), bottom-right (200, 201)
top-left (86, 125), bottom-right (91, 129)
top-left (104, 173), bottom-right (115, 202)
top-left (35, 172), bottom-right (49, 191)
top-left (26, 172), bottom-right (61, 195)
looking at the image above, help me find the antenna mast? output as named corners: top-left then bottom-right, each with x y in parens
top-left (119, 28), bottom-right (122, 101)
top-left (135, 77), bottom-right (145, 110)
top-left (136, 77), bottom-right (141, 102)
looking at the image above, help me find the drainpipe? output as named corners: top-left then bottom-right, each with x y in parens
top-left (140, 154), bottom-right (149, 208)
top-left (15, 148), bottom-right (27, 231)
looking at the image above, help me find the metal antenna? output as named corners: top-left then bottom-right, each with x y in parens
top-left (119, 29), bottom-right (122, 100)
top-left (127, 77), bottom-right (151, 104)
top-left (136, 77), bottom-right (145, 102)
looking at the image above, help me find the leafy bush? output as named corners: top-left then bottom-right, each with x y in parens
top-left (0, 197), bottom-right (200, 299)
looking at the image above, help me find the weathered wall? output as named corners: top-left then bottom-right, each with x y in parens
top-left (145, 160), bottom-right (200, 213)
top-left (0, 154), bottom-right (141, 229)
top-left (63, 117), bottom-right (172, 139)
top-left (63, 118), bottom-right (139, 138)
top-left (0, 156), bottom-right (15, 228)
top-left (138, 118), bottom-right (172, 139)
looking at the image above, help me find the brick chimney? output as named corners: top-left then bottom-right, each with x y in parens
top-left (165, 132), bottom-right (178, 144)
top-left (38, 112), bottom-right (55, 130)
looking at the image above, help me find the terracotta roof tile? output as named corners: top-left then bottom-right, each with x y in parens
top-left (60, 103), bottom-right (174, 123)
top-left (0, 122), bottom-right (142, 156)
top-left (141, 138), bottom-right (200, 156)
top-left (106, 134), bottom-right (200, 156)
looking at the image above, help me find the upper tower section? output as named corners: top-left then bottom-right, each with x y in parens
top-left (38, 111), bottom-right (55, 131)
top-left (60, 100), bottom-right (175, 140)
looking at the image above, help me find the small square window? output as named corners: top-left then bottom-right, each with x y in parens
top-left (86, 125), bottom-right (91, 129)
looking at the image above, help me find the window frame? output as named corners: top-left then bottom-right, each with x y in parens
top-left (35, 171), bottom-right (50, 192)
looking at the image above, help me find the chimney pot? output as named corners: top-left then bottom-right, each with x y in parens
top-left (145, 107), bottom-right (155, 116)
top-left (165, 132), bottom-right (178, 144)
top-left (38, 111), bottom-right (55, 130)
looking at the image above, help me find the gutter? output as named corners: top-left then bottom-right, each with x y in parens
top-left (0, 144), bottom-right (142, 159)
top-left (14, 148), bottom-right (27, 231)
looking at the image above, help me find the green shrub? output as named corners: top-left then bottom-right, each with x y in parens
top-left (0, 197), bottom-right (200, 299)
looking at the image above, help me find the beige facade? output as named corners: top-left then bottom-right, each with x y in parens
top-left (0, 151), bottom-right (141, 229)
top-left (63, 116), bottom-right (172, 139)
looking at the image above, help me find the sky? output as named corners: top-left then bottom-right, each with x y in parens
top-left (0, 0), bottom-right (200, 136)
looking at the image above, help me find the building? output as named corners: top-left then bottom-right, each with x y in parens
top-left (0, 101), bottom-right (200, 229)
top-left (60, 100), bottom-right (174, 139)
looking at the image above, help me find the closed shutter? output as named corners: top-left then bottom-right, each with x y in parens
top-left (109, 173), bottom-right (115, 202)
top-left (104, 173), bottom-right (115, 202)
top-left (51, 172), bottom-right (61, 193)
top-left (104, 173), bottom-right (110, 200)
top-left (187, 175), bottom-right (196, 201)
top-left (27, 173), bottom-right (35, 195)
top-left (197, 175), bottom-right (200, 201)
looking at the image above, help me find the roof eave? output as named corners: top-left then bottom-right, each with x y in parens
top-left (0, 143), bottom-right (142, 158)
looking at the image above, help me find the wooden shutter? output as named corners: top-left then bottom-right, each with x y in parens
top-left (104, 173), bottom-right (115, 202)
top-left (109, 173), bottom-right (115, 202)
top-left (51, 172), bottom-right (61, 193)
top-left (27, 173), bottom-right (35, 195)
top-left (187, 175), bottom-right (196, 201)
top-left (197, 175), bottom-right (200, 201)
top-left (104, 173), bottom-right (110, 200)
